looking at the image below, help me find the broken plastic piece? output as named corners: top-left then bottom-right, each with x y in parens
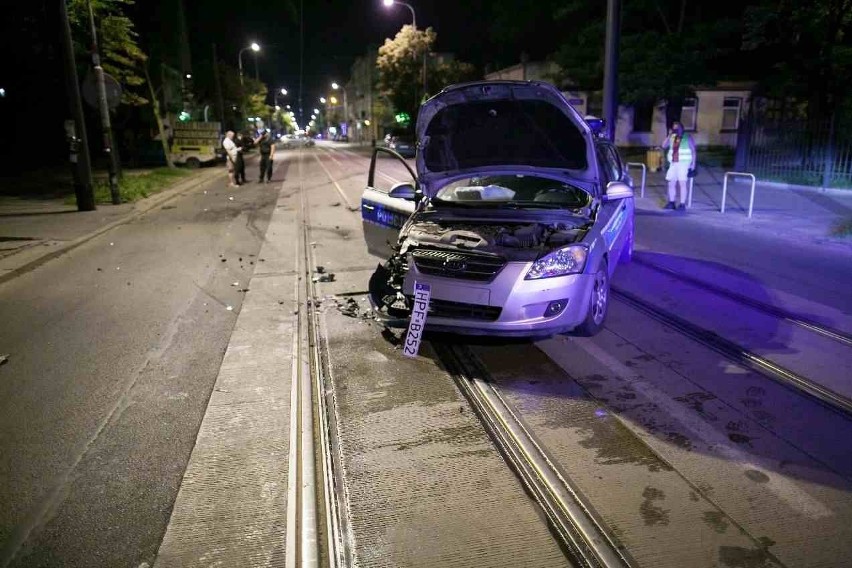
top-left (0, 354), bottom-right (9, 366)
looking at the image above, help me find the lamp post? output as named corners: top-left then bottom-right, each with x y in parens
top-left (238, 42), bottom-right (260, 87)
top-left (382, 0), bottom-right (426, 103)
top-left (332, 82), bottom-right (349, 140)
top-left (237, 42), bottom-right (260, 125)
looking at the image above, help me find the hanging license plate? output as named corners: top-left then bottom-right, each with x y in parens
top-left (403, 282), bottom-right (431, 358)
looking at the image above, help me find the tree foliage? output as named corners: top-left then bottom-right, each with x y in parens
top-left (741, 0), bottom-right (852, 117)
top-left (377, 25), bottom-right (476, 125)
top-left (68, 0), bottom-right (147, 105)
top-left (549, 0), bottom-right (745, 107)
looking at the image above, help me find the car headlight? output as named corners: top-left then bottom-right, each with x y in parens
top-left (525, 245), bottom-right (588, 280)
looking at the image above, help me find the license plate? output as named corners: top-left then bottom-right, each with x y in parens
top-left (403, 282), bottom-right (431, 358)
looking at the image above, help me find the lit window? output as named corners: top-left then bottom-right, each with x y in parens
top-left (721, 97), bottom-right (742, 131)
top-left (681, 97), bottom-right (698, 131)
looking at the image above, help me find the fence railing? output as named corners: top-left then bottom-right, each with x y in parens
top-left (743, 115), bottom-right (852, 188)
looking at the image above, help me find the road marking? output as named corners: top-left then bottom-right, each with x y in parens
top-left (538, 335), bottom-right (834, 520)
top-left (312, 153), bottom-right (359, 211)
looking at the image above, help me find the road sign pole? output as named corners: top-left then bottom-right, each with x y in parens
top-left (60, 0), bottom-right (95, 211)
top-left (87, 0), bottom-right (121, 204)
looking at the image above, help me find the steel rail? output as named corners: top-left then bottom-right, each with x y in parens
top-left (433, 342), bottom-right (634, 568)
top-left (633, 256), bottom-right (852, 347)
top-left (612, 286), bottom-right (852, 418)
top-left (300, 146), bottom-right (352, 567)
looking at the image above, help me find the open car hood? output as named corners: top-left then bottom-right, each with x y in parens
top-left (415, 81), bottom-right (599, 197)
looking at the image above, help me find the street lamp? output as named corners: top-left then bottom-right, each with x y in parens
top-left (382, 0), bottom-right (426, 102)
top-left (332, 82), bottom-right (349, 138)
top-left (237, 42), bottom-right (261, 87)
top-left (319, 97), bottom-right (327, 104)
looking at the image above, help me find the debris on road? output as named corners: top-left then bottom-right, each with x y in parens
top-left (226, 305), bottom-right (234, 311)
top-left (316, 266), bottom-right (326, 274)
top-left (238, 288), bottom-right (249, 293)
top-left (221, 258), bottom-right (227, 263)
top-left (228, 196), bottom-right (234, 201)
top-left (110, 242), bottom-right (114, 246)
top-left (231, 282), bottom-right (240, 287)
top-left (312, 272), bottom-right (336, 283)
top-left (0, 354), bottom-right (9, 366)
top-left (331, 201), bottom-right (341, 207)
top-left (337, 297), bottom-right (360, 318)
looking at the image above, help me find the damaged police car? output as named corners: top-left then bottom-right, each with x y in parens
top-left (361, 81), bottom-right (634, 337)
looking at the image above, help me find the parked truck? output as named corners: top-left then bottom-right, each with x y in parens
top-left (169, 117), bottom-right (223, 168)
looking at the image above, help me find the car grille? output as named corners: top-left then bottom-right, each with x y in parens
top-left (411, 249), bottom-right (506, 282)
top-left (408, 297), bottom-right (502, 322)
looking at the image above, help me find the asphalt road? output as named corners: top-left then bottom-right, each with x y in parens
top-left (0, 164), bottom-right (282, 567)
top-left (2, 142), bottom-right (851, 567)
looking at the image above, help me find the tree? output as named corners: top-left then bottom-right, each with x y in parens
top-left (68, 0), bottom-right (147, 105)
top-left (742, 0), bottom-right (852, 120)
top-left (377, 25), bottom-right (476, 126)
top-left (549, 0), bottom-right (747, 119)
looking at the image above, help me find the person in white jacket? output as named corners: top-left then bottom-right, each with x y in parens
top-left (222, 131), bottom-right (240, 187)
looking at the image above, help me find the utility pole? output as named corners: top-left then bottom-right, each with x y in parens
top-left (603, 0), bottom-right (621, 141)
top-left (212, 43), bottom-right (225, 129)
top-left (86, 0), bottom-right (121, 204)
top-left (60, 0), bottom-right (95, 211)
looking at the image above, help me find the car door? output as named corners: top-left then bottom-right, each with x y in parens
top-left (596, 143), bottom-right (634, 272)
top-left (361, 147), bottom-right (419, 258)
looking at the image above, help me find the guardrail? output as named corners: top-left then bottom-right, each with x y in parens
top-left (721, 172), bottom-right (757, 218)
top-left (626, 162), bottom-right (647, 198)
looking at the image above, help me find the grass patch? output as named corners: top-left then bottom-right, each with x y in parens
top-left (64, 167), bottom-right (192, 205)
top-left (830, 217), bottom-right (852, 238)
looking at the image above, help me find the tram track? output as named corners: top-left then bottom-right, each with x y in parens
top-left (432, 341), bottom-right (635, 568)
top-left (632, 255), bottom-right (852, 347)
top-left (288, 147), bottom-right (352, 567)
top-left (610, 284), bottom-right (852, 418)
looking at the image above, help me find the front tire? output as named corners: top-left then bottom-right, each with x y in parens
top-left (573, 261), bottom-right (610, 337)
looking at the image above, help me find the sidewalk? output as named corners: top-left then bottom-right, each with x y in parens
top-left (631, 165), bottom-right (852, 252)
top-left (0, 167), bottom-right (223, 285)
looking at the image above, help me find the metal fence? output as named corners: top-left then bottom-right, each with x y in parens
top-left (738, 111), bottom-right (852, 188)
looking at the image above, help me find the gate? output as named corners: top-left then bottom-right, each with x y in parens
top-left (737, 100), bottom-right (852, 188)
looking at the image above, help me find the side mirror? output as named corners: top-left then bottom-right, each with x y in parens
top-left (389, 182), bottom-right (417, 200)
top-left (604, 181), bottom-right (634, 201)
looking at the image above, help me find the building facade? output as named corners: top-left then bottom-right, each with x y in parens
top-left (485, 62), bottom-right (753, 148)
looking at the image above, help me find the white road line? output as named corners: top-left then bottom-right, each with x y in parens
top-left (538, 335), bottom-right (834, 520)
top-left (312, 153), bottom-right (359, 211)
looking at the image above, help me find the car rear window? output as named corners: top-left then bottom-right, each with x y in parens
top-left (422, 99), bottom-right (588, 172)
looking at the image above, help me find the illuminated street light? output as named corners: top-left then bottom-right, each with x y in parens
top-left (319, 97), bottom-right (327, 104)
top-left (280, 88), bottom-right (288, 95)
top-left (238, 42), bottom-right (261, 84)
top-left (329, 96), bottom-right (338, 105)
top-left (185, 73), bottom-right (192, 79)
top-left (313, 108), bottom-right (320, 114)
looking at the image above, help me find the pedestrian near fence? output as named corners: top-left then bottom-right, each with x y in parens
top-left (661, 121), bottom-right (696, 211)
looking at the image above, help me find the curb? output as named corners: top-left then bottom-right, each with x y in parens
top-left (0, 167), bottom-right (222, 286)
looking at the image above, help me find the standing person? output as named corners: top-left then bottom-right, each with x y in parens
top-left (661, 121), bottom-right (696, 211)
top-left (255, 130), bottom-right (275, 183)
top-left (234, 133), bottom-right (248, 185)
top-left (222, 130), bottom-right (239, 187)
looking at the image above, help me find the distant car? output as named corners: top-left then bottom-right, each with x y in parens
top-left (387, 133), bottom-right (416, 158)
top-left (360, 80), bottom-right (635, 338)
top-left (281, 133), bottom-right (315, 149)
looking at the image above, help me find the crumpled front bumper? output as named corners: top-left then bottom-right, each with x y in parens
top-left (392, 260), bottom-right (595, 336)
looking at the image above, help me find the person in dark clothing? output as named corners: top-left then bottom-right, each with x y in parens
top-left (255, 130), bottom-right (275, 183)
top-left (234, 133), bottom-right (248, 184)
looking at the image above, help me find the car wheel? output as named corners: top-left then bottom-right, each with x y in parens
top-left (185, 157), bottom-right (201, 169)
top-left (619, 226), bottom-right (634, 264)
top-left (573, 261), bottom-right (609, 337)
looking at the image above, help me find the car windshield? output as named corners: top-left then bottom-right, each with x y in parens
top-left (432, 174), bottom-right (592, 210)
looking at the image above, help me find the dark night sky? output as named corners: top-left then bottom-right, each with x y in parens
top-left (134, 0), bottom-right (552, 121)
